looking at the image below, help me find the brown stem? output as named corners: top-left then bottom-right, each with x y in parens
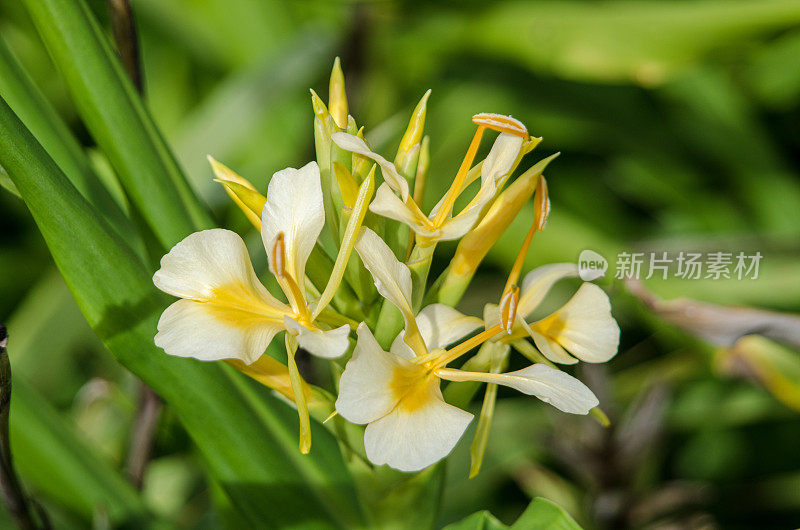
top-left (0, 325), bottom-right (50, 529)
top-left (126, 385), bottom-right (162, 489)
top-left (108, 0), bottom-right (143, 92)
top-left (106, 0), bottom-right (163, 489)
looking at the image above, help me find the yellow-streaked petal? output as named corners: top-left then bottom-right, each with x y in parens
top-left (529, 283), bottom-right (620, 363)
top-left (153, 229), bottom-right (286, 313)
top-left (335, 323), bottom-right (407, 424)
top-left (437, 364), bottom-right (598, 414)
top-left (261, 162), bottom-right (325, 285)
top-left (153, 229), bottom-right (288, 364)
top-left (331, 132), bottom-right (409, 200)
top-left (155, 299), bottom-right (283, 364)
top-left (363, 376), bottom-right (473, 472)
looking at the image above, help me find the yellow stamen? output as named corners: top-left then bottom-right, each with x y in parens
top-left (501, 177), bottom-right (548, 296)
top-left (432, 125), bottom-right (487, 227)
top-left (426, 324), bottom-right (504, 368)
top-left (269, 233), bottom-right (311, 322)
top-left (533, 175), bottom-right (550, 231)
top-left (472, 113), bottom-right (528, 138)
top-left (499, 285), bottom-right (520, 334)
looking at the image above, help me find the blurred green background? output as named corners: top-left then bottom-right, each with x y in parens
top-left (1, 0), bottom-right (800, 528)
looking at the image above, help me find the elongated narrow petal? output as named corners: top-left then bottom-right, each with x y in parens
top-left (517, 263), bottom-right (579, 317)
top-left (369, 182), bottom-right (421, 230)
top-left (336, 323), bottom-right (406, 424)
top-left (261, 162), bottom-right (324, 283)
top-left (363, 377), bottom-right (473, 472)
top-left (331, 132), bottom-right (409, 200)
top-left (437, 364), bottom-right (598, 414)
top-left (153, 230), bottom-right (287, 364)
top-left (481, 133), bottom-right (524, 184)
top-left (284, 316), bottom-right (350, 359)
top-left (355, 228), bottom-right (414, 323)
top-left (529, 283), bottom-right (620, 363)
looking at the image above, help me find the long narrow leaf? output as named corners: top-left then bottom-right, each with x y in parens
top-left (0, 34), bottom-right (135, 243)
top-left (0, 97), bottom-right (363, 528)
top-left (21, 0), bottom-right (212, 248)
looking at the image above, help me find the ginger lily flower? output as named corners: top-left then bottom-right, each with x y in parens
top-left (335, 228), bottom-right (599, 472)
top-left (332, 114), bottom-right (529, 243)
top-left (484, 263), bottom-right (621, 365)
top-left (153, 161), bottom-right (350, 364)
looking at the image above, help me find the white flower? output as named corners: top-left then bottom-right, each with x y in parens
top-left (334, 228), bottom-right (599, 472)
top-left (484, 264), bottom-right (620, 364)
top-left (332, 114), bottom-right (526, 243)
top-left (153, 162), bottom-right (349, 364)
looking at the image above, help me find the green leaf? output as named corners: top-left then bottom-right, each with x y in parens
top-left (443, 510), bottom-right (509, 530)
top-left (21, 0), bottom-right (212, 248)
top-left (0, 96), bottom-right (363, 528)
top-left (0, 33), bottom-right (135, 243)
top-left (511, 497), bottom-right (583, 530)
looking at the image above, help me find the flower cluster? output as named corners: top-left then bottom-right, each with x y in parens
top-left (152, 60), bottom-right (620, 473)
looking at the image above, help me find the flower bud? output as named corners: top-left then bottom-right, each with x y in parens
top-left (329, 57), bottom-right (348, 129)
top-left (209, 156), bottom-right (266, 229)
top-left (395, 90), bottom-right (431, 176)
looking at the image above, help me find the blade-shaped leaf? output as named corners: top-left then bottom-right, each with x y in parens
top-left (0, 97), bottom-right (363, 528)
top-left (21, 0), bottom-right (212, 248)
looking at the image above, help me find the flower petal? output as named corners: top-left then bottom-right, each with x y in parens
top-left (416, 304), bottom-right (483, 350)
top-left (154, 229), bottom-right (283, 308)
top-left (283, 316), bottom-right (350, 359)
top-left (363, 378), bottom-right (473, 472)
top-left (517, 263), bottom-right (579, 317)
top-left (369, 183), bottom-right (421, 230)
top-left (437, 364), bottom-right (598, 414)
top-left (261, 162), bottom-right (324, 283)
top-left (391, 304), bottom-right (482, 358)
top-left (525, 324), bottom-right (579, 365)
top-left (331, 133), bottom-right (409, 200)
top-left (155, 299), bottom-right (282, 364)
top-left (336, 323), bottom-right (406, 424)
top-left (530, 283), bottom-right (620, 363)
top-left (481, 133), bottom-right (523, 184)
top-left (355, 228), bottom-right (414, 324)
